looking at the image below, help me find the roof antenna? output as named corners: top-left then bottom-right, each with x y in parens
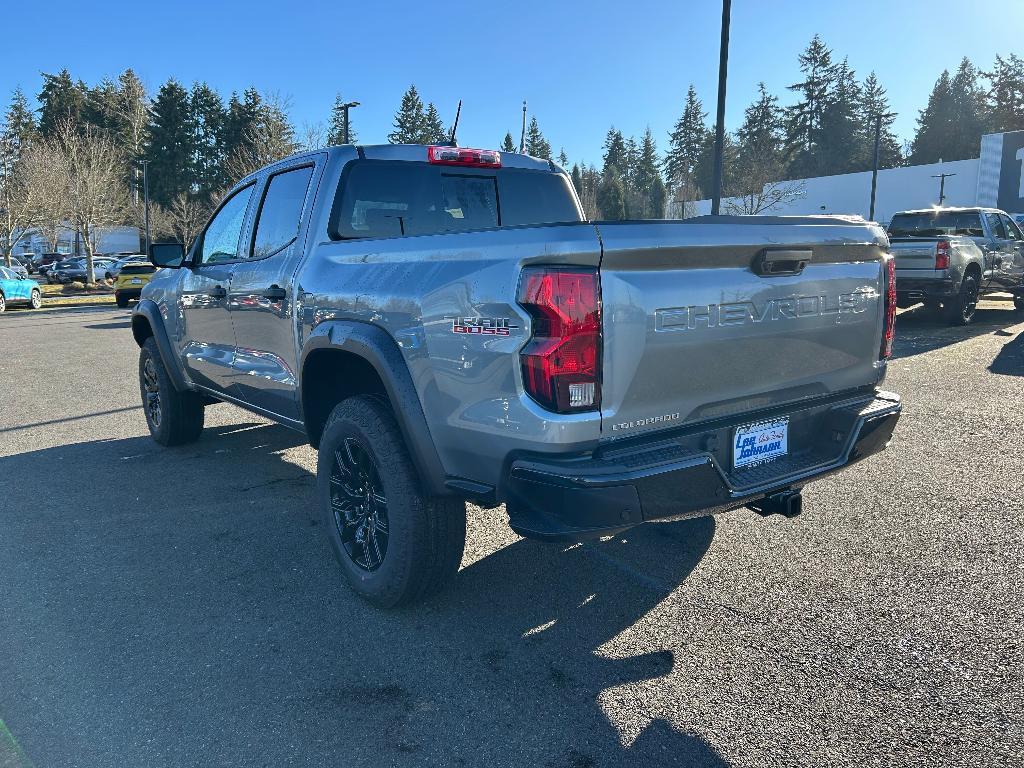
top-left (447, 100), bottom-right (462, 146)
top-left (518, 100), bottom-right (527, 154)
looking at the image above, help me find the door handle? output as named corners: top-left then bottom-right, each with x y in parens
top-left (207, 285), bottom-right (227, 299)
top-left (260, 285), bottom-right (287, 300)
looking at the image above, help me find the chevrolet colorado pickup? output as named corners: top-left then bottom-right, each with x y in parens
top-left (888, 207), bottom-right (1024, 324)
top-left (132, 144), bottom-right (902, 607)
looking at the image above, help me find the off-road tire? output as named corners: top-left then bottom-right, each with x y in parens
top-left (139, 336), bottom-right (205, 446)
top-left (317, 395), bottom-right (466, 608)
top-left (945, 274), bottom-right (979, 326)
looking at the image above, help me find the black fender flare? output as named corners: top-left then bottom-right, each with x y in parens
top-left (131, 299), bottom-right (189, 392)
top-left (300, 321), bottom-right (449, 497)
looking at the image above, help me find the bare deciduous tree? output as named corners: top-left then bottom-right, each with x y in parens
top-left (723, 178), bottom-right (807, 216)
top-left (48, 121), bottom-right (132, 283)
top-left (0, 139), bottom-right (60, 266)
top-left (167, 193), bottom-right (210, 251)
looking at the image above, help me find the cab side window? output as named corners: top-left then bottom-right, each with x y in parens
top-left (250, 166), bottom-right (314, 259)
top-left (986, 213), bottom-right (1007, 240)
top-left (197, 184), bottom-right (255, 265)
top-left (1000, 214), bottom-right (1023, 240)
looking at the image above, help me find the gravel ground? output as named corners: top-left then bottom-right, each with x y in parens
top-left (0, 302), bottom-right (1021, 768)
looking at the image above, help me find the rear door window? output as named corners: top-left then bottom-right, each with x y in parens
top-left (250, 165), bottom-right (315, 259)
top-left (1000, 214), bottom-right (1023, 240)
top-left (330, 161), bottom-right (581, 240)
top-left (986, 213), bottom-right (1007, 240)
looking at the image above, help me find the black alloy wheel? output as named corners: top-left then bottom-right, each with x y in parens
top-left (330, 436), bottom-right (389, 571)
top-left (142, 357), bottom-right (162, 428)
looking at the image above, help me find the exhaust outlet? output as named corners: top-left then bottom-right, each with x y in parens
top-left (748, 489), bottom-right (803, 519)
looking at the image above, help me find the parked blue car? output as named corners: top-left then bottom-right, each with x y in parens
top-left (0, 265), bottom-right (42, 312)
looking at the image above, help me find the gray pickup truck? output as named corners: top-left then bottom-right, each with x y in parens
top-left (888, 207), bottom-right (1024, 324)
top-left (131, 144), bottom-right (901, 607)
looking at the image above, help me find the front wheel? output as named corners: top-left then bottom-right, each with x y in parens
top-left (30, 289), bottom-right (41, 309)
top-left (0, 292), bottom-right (5, 313)
top-left (1013, 295), bottom-right (1024, 313)
top-left (317, 396), bottom-right (466, 608)
top-left (139, 337), bottom-right (205, 446)
top-left (945, 275), bottom-right (979, 326)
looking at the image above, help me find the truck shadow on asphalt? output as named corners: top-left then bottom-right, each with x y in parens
top-left (0, 420), bottom-right (727, 767)
top-left (989, 328), bottom-right (1024, 376)
top-left (892, 303), bottom-right (1023, 359)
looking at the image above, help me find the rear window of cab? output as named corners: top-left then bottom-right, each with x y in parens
top-left (329, 160), bottom-right (582, 240)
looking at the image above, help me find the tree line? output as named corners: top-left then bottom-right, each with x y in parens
top-left (2, 35), bottom-right (1024, 272)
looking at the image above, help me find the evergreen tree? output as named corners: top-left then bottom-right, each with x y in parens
top-left (784, 34), bottom-right (836, 178)
top-left (327, 93), bottom-right (358, 145)
top-left (857, 72), bottom-right (902, 169)
top-left (984, 54), bottom-right (1024, 133)
top-left (501, 132), bottom-right (516, 152)
top-left (663, 85), bottom-right (708, 198)
top-left (423, 103), bottom-right (447, 143)
top-left (2, 88), bottom-right (38, 156)
top-left (222, 88), bottom-right (264, 172)
top-left (602, 127), bottom-right (628, 176)
top-left (82, 78), bottom-right (118, 136)
top-left (37, 69), bottom-right (86, 136)
top-left (947, 57), bottom-right (988, 160)
top-left (190, 83), bottom-right (226, 199)
top-left (525, 116), bottom-right (551, 159)
top-left (558, 148), bottom-right (569, 168)
top-left (817, 58), bottom-right (863, 175)
top-left (570, 164), bottom-right (583, 196)
top-left (597, 167), bottom-right (626, 220)
top-left (910, 70), bottom-right (957, 163)
top-left (144, 79), bottom-right (194, 206)
top-left (634, 128), bottom-right (663, 218)
top-left (389, 85), bottom-right (426, 143)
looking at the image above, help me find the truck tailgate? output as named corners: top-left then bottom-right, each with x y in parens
top-left (595, 218), bottom-right (888, 437)
top-left (889, 238), bottom-right (939, 271)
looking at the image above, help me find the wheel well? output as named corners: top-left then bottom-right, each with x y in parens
top-left (302, 349), bottom-right (389, 448)
top-left (131, 314), bottom-right (154, 347)
top-left (965, 262), bottom-right (982, 280)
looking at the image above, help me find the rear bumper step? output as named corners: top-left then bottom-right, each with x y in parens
top-left (505, 391), bottom-right (901, 541)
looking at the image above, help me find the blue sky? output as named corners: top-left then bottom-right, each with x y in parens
top-left (2, 0), bottom-right (1022, 166)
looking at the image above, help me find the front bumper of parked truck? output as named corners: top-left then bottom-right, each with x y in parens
top-left (505, 390), bottom-right (901, 541)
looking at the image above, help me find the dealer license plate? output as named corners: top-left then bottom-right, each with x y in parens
top-left (733, 418), bottom-right (789, 469)
top-left (131, 278), bottom-right (142, 284)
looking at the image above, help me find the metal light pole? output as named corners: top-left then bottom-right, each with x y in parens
top-left (932, 170), bottom-right (956, 205)
top-left (519, 100), bottom-right (528, 154)
top-left (341, 101), bottom-right (360, 144)
top-left (141, 160), bottom-right (151, 254)
top-left (868, 111), bottom-right (896, 221)
top-left (710, 0), bottom-right (732, 215)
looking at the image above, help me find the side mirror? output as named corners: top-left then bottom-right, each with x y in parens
top-left (149, 242), bottom-right (186, 269)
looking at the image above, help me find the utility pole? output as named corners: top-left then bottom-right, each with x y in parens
top-left (141, 160), bottom-right (151, 254)
top-left (869, 111), bottom-right (896, 221)
top-left (932, 169), bottom-right (957, 206)
top-left (710, 0), bottom-right (732, 215)
top-left (519, 100), bottom-right (528, 154)
top-left (340, 101), bottom-right (360, 144)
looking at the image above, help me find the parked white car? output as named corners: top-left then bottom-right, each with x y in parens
top-left (105, 254), bottom-right (148, 280)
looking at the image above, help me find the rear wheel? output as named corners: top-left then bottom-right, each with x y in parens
top-left (945, 274), bottom-right (979, 326)
top-left (317, 395), bottom-right (466, 608)
top-left (29, 289), bottom-right (41, 309)
top-left (0, 292), bottom-right (5, 313)
top-left (1014, 295), bottom-right (1024, 313)
top-left (116, 293), bottom-right (130, 308)
top-left (139, 336), bottom-right (205, 446)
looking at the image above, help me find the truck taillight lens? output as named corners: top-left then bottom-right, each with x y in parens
top-left (881, 255), bottom-right (896, 360)
top-left (935, 240), bottom-right (950, 270)
top-left (518, 267), bottom-right (601, 413)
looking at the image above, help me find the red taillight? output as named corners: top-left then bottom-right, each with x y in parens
top-left (518, 267), bottom-right (601, 413)
top-left (427, 146), bottom-right (501, 168)
top-left (881, 256), bottom-right (896, 359)
top-left (935, 240), bottom-right (950, 270)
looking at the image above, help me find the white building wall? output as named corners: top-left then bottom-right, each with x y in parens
top-left (691, 157), bottom-right (980, 225)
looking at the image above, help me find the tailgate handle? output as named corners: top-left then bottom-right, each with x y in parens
top-left (753, 249), bottom-right (812, 277)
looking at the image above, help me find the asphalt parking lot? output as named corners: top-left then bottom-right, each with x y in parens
top-left (1, 302), bottom-right (1022, 768)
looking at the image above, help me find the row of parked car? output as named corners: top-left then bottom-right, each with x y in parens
top-left (6, 252), bottom-right (149, 283)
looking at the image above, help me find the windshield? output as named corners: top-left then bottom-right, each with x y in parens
top-left (888, 211), bottom-right (984, 238)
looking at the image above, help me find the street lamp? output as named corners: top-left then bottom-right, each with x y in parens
top-left (340, 101), bottom-right (360, 144)
top-left (868, 111), bottom-right (896, 221)
top-left (140, 159), bottom-right (151, 255)
top-left (710, 0), bottom-right (732, 215)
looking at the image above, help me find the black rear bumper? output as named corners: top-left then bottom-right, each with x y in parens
top-left (896, 277), bottom-right (956, 299)
top-left (505, 391), bottom-right (901, 541)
